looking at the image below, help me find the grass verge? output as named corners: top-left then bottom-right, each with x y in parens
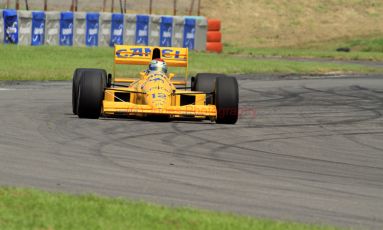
top-left (224, 36), bottom-right (383, 61)
top-left (0, 45), bottom-right (382, 81)
top-left (0, 187), bottom-right (340, 230)
top-left (224, 45), bottom-right (383, 61)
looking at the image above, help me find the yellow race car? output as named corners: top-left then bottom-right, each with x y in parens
top-left (72, 45), bottom-right (238, 124)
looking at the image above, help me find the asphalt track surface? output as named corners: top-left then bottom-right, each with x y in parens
top-left (1, 75), bottom-right (383, 229)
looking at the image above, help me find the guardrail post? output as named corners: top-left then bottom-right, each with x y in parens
top-left (188, 0), bottom-right (195, 15)
top-left (173, 0), bottom-right (177, 16)
top-left (25, 0), bottom-right (29, 10)
top-left (119, 0), bottom-right (123, 13)
top-left (197, 0), bottom-right (201, 16)
top-left (149, 0), bottom-right (153, 14)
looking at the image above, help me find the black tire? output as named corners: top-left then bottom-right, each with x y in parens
top-left (72, 68), bottom-right (107, 115)
top-left (193, 73), bottom-right (225, 105)
top-left (215, 76), bottom-right (239, 124)
top-left (77, 69), bottom-right (107, 119)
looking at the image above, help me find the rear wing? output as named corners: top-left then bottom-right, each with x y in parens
top-left (114, 45), bottom-right (188, 67)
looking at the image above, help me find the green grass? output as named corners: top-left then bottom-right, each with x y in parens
top-left (224, 45), bottom-right (383, 61)
top-left (224, 36), bottom-right (383, 61)
top-left (0, 44), bottom-right (382, 81)
top-left (0, 187), bottom-right (341, 230)
top-left (345, 37), bottom-right (383, 52)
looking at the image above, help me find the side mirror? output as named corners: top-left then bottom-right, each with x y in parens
top-left (139, 71), bottom-right (146, 79)
top-left (168, 73), bottom-right (175, 79)
top-left (107, 73), bottom-right (112, 87)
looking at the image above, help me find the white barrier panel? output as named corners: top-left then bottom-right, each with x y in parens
top-left (45, 11), bottom-right (60, 46)
top-left (195, 17), bottom-right (207, 51)
top-left (149, 15), bottom-right (160, 47)
top-left (18, 10), bottom-right (32, 45)
top-left (173, 16), bottom-right (184, 48)
top-left (74, 12), bottom-right (86, 46)
top-left (99, 12), bottom-right (111, 47)
top-left (0, 10), bottom-right (3, 44)
top-left (124, 14), bottom-right (136, 45)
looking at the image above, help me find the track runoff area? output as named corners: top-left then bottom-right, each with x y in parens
top-left (0, 74), bottom-right (382, 229)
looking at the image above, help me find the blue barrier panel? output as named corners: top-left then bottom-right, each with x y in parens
top-left (183, 18), bottom-right (195, 49)
top-left (60, 12), bottom-right (73, 46)
top-left (31, 11), bottom-right (45, 46)
top-left (110, 13), bottom-right (123, 46)
top-left (3, 9), bottom-right (18, 44)
top-left (135, 14), bottom-right (149, 45)
top-left (160, 16), bottom-right (173, 47)
top-left (86, 12), bottom-right (99, 47)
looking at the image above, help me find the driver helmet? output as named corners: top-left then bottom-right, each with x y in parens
top-left (148, 58), bottom-right (168, 73)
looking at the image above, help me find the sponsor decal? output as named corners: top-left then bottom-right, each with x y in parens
top-left (62, 28), bottom-right (72, 35)
top-left (113, 28), bottom-right (122, 36)
top-left (116, 47), bottom-right (182, 59)
top-left (33, 28), bottom-right (44, 35)
top-left (88, 28), bottom-right (98, 35)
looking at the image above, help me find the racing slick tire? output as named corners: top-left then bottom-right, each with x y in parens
top-left (215, 76), bottom-right (239, 124)
top-left (72, 68), bottom-right (107, 115)
top-left (193, 73), bottom-right (226, 104)
top-left (76, 69), bottom-right (107, 119)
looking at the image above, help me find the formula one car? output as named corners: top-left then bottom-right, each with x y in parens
top-left (72, 45), bottom-right (238, 124)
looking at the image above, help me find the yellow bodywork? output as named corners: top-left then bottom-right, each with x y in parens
top-left (102, 45), bottom-right (217, 119)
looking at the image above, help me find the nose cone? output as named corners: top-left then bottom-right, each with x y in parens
top-left (143, 72), bottom-right (173, 109)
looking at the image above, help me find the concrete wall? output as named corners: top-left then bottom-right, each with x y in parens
top-left (0, 10), bottom-right (207, 50)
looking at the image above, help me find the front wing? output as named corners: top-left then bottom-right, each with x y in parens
top-left (103, 101), bottom-right (216, 117)
top-left (102, 88), bottom-right (217, 117)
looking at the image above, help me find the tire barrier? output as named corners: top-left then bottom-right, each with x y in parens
top-left (207, 31), bottom-right (221, 43)
top-left (1, 10), bottom-right (213, 51)
top-left (206, 42), bottom-right (223, 53)
top-left (207, 19), bottom-right (220, 31)
top-left (206, 19), bottom-right (222, 53)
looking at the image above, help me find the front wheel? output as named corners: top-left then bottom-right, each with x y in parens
top-left (77, 69), bottom-right (106, 119)
top-left (72, 68), bottom-right (107, 115)
top-left (193, 73), bottom-right (225, 105)
top-left (215, 76), bottom-right (239, 124)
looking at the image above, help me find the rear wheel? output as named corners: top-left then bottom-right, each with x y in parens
top-left (215, 76), bottom-right (239, 124)
top-left (193, 73), bottom-right (225, 105)
top-left (77, 69), bottom-right (107, 119)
